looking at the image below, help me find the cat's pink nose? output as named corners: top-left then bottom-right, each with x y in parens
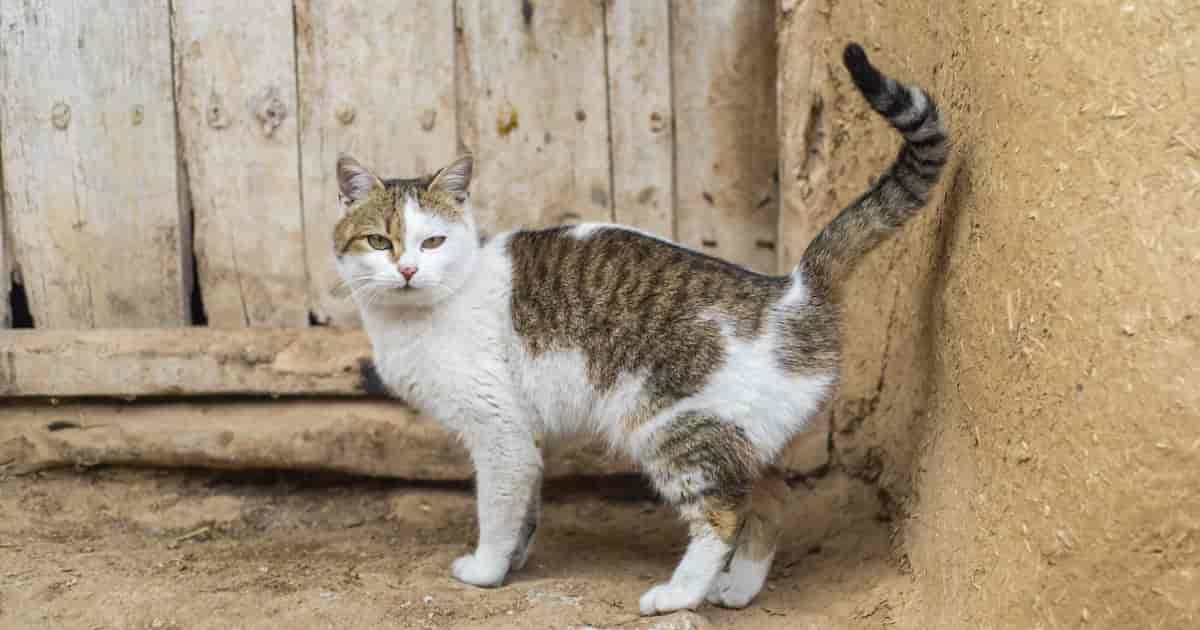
top-left (399, 266), bottom-right (418, 281)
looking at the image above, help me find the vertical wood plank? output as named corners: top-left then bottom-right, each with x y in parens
top-left (173, 0), bottom-right (308, 328)
top-left (777, 0), bottom-right (834, 270)
top-left (457, 0), bottom-right (612, 234)
top-left (0, 0), bottom-right (187, 328)
top-left (0, 152), bottom-right (10, 328)
top-left (672, 0), bottom-right (779, 272)
top-left (605, 0), bottom-right (674, 237)
top-left (296, 1), bottom-right (458, 327)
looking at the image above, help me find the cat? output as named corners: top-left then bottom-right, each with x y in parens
top-left (332, 42), bottom-right (948, 616)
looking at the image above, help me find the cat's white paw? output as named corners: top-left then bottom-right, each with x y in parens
top-left (451, 553), bottom-right (507, 588)
top-left (639, 583), bottom-right (703, 616)
top-left (704, 572), bottom-right (757, 609)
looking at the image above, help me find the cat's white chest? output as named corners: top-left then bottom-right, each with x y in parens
top-left (370, 331), bottom-right (440, 406)
top-left (362, 258), bottom-right (517, 434)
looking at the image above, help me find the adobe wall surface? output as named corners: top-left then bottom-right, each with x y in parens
top-left (779, 1), bottom-right (1198, 627)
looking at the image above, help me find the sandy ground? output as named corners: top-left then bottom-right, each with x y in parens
top-left (0, 467), bottom-right (904, 630)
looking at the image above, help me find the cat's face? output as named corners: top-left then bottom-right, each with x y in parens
top-left (332, 155), bottom-right (478, 309)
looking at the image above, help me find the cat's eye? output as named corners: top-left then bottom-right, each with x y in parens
top-left (422, 236), bottom-right (446, 250)
top-left (365, 234), bottom-right (392, 250)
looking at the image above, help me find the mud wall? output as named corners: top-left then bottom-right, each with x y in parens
top-left (779, 1), bottom-right (1199, 628)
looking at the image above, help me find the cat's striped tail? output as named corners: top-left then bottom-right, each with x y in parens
top-left (799, 43), bottom-right (950, 294)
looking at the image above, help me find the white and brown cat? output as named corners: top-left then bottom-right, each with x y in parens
top-left (332, 43), bottom-right (948, 615)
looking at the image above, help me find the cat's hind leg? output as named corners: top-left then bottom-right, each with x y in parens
top-left (639, 412), bottom-right (759, 616)
top-left (706, 469), bottom-right (788, 608)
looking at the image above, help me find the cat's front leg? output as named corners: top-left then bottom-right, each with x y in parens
top-left (509, 470), bottom-right (542, 572)
top-left (452, 425), bottom-right (543, 588)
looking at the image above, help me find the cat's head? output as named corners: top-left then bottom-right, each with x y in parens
top-left (332, 154), bottom-right (478, 309)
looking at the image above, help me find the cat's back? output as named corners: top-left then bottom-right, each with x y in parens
top-left (504, 223), bottom-right (788, 352)
top-left (500, 223), bottom-right (837, 442)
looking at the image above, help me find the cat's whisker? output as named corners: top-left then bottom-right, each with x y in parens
top-left (333, 272), bottom-right (385, 287)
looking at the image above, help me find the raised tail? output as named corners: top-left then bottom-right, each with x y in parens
top-left (799, 43), bottom-right (950, 293)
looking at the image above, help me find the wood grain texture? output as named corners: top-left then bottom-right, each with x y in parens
top-left (0, 158), bottom-right (10, 328)
top-left (671, 0), bottom-right (779, 272)
top-left (605, 0), bottom-right (674, 237)
top-left (776, 0), bottom-right (834, 270)
top-left (295, 1), bottom-right (457, 326)
top-left (0, 401), bottom-right (634, 480)
top-left (456, 0), bottom-right (612, 233)
top-left (0, 328), bottom-right (371, 397)
top-left (173, 0), bottom-right (308, 328)
top-left (0, 0), bottom-right (188, 328)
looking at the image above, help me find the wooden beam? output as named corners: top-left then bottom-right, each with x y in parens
top-left (0, 398), bottom-right (824, 480)
top-left (0, 328), bottom-right (370, 397)
top-left (0, 399), bottom-right (633, 480)
top-left (0, 396), bottom-right (825, 480)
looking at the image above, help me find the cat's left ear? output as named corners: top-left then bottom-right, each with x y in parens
top-left (429, 155), bottom-right (473, 203)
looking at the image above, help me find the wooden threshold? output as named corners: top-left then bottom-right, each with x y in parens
top-left (0, 398), bottom-right (824, 481)
top-left (0, 399), bottom-right (633, 480)
top-left (0, 328), bottom-right (370, 397)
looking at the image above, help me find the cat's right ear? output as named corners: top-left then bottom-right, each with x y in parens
top-left (336, 153), bottom-right (383, 210)
top-left (429, 154), bottom-right (473, 202)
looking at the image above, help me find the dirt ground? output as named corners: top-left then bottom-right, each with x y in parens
top-left (1, 467), bottom-right (901, 630)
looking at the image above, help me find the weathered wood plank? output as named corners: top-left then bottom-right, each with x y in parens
top-left (0, 398), bottom-right (824, 479)
top-left (173, 0), bottom-right (308, 328)
top-left (0, 0), bottom-right (188, 328)
top-left (671, 0), bottom-right (779, 272)
top-left (0, 328), bottom-right (370, 397)
top-left (295, 1), bottom-right (457, 327)
top-left (605, 0), bottom-right (674, 236)
top-left (0, 154), bottom-right (10, 328)
top-left (0, 400), bottom-right (633, 480)
top-left (456, 0), bottom-right (612, 233)
top-left (777, 0), bottom-right (834, 270)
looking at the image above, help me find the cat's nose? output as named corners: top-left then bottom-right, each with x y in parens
top-left (398, 265), bottom-right (418, 281)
